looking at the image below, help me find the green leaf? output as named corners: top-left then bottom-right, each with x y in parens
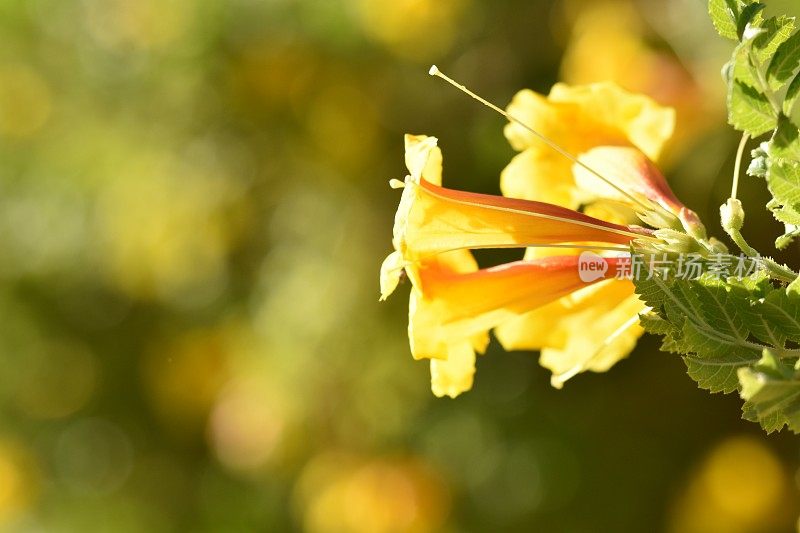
top-left (737, 3), bottom-right (765, 40)
top-left (739, 350), bottom-right (800, 432)
top-left (634, 273), bottom-right (766, 393)
top-left (635, 265), bottom-right (800, 432)
top-left (710, 0), bottom-right (759, 40)
top-left (759, 117), bottom-right (800, 245)
top-left (776, 224), bottom-right (800, 249)
top-left (728, 80), bottom-right (778, 136)
top-left (753, 16), bottom-right (796, 64)
top-left (764, 160), bottom-right (800, 225)
top-left (638, 312), bottom-right (673, 335)
top-left (788, 275), bottom-right (800, 296)
top-left (731, 45), bottom-right (759, 88)
top-left (783, 71), bottom-right (800, 116)
top-left (766, 28), bottom-right (800, 90)
top-left (756, 284), bottom-right (800, 341)
top-left (687, 353), bottom-right (758, 393)
top-left (709, 0), bottom-right (743, 40)
top-left (770, 115), bottom-right (800, 161)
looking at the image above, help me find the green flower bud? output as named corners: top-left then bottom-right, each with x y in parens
top-left (720, 198), bottom-right (745, 232)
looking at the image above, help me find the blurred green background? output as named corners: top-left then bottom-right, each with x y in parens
top-left (1, 0), bottom-right (800, 531)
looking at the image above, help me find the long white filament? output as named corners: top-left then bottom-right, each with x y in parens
top-left (428, 65), bottom-right (652, 212)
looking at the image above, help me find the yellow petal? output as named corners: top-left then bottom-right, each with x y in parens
top-left (408, 255), bottom-right (622, 360)
top-left (379, 251), bottom-right (405, 300)
top-left (406, 249), bottom-right (489, 360)
top-left (430, 341), bottom-right (476, 398)
top-left (504, 89), bottom-right (604, 154)
top-left (500, 149), bottom-right (582, 208)
top-left (501, 83), bottom-right (673, 215)
top-left (548, 82), bottom-right (675, 161)
top-left (582, 201), bottom-right (639, 226)
top-left (503, 82), bottom-right (674, 168)
top-left (541, 293), bottom-right (645, 389)
top-left (404, 134), bottom-right (442, 185)
top-left (495, 279), bottom-right (645, 388)
top-left (393, 177), bottom-right (637, 262)
top-left (574, 146), bottom-right (683, 213)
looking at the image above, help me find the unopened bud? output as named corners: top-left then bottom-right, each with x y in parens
top-left (679, 207), bottom-right (707, 240)
top-left (720, 198), bottom-right (745, 232)
top-left (652, 229), bottom-right (702, 253)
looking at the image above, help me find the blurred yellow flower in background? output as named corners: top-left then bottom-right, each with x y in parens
top-left (669, 436), bottom-right (797, 533)
top-left (0, 439), bottom-right (38, 527)
top-left (350, 0), bottom-right (469, 61)
top-left (558, 0), bottom-right (724, 154)
top-left (96, 147), bottom-right (245, 303)
top-left (295, 453), bottom-right (450, 533)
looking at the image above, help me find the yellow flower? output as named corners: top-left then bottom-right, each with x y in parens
top-left (381, 135), bottom-right (644, 397)
top-left (382, 75), bottom-right (706, 396)
top-left (496, 82), bottom-right (690, 387)
top-left (502, 82), bottom-right (674, 209)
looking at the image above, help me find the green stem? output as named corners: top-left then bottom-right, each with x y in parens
top-left (727, 227), bottom-right (759, 256)
top-left (764, 258), bottom-right (799, 283)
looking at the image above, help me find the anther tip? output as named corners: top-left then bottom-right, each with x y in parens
top-left (428, 65), bottom-right (439, 76)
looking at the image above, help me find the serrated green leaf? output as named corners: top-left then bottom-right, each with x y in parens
top-left (784, 71), bottom-right (800, 116)
top-left (708, 0), bottom-right (759, 40)
top-left (728, 275), bottom-right (788, 346)
top-left (632, 270), bottom-right (800, 396)
top-left (731, 44), bottom-right (760, 88)
top-left (769, 114), bottom-right (800, 161)
top-left (710, 0), bottom-right (743, 40)
top-left (728, 80), bottom-right (778, 136)
top-left (764, 160), bottom-right (800, 225)
top-left (635, 273), bottom-right (767, 392)
top-left (638, 312), bottom-right (674, 335)
top-left (742, 399), bottom-right (787, 432)
top-left (766, 28), bottom-right (800, 90)
top-left (687, 353), bottom-right (758, 393)
top-left (762, 119), bottom-right (800, 245)
top-left (757, 286), bottom-right (800, 341)
top-left (737, 3), bottom-right (766, 40)
top-left (776, 224), bottom-right (800, 249)
top-left (753, 15), bottom-right (795, 63)
top-left (738, 352), bottom-right (800, 433)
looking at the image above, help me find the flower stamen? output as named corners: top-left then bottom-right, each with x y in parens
top-left (428, 65), bottom-right (652, 212)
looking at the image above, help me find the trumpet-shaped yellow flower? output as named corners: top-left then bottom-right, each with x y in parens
top-left (381, 134), bottom-right (642, 397)
top-left (392, 162), bottom-right (641, 261)
top-left (409, 250), bottom-right (628, 398)
top-left (496, 82), bottom-right (689, 387)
